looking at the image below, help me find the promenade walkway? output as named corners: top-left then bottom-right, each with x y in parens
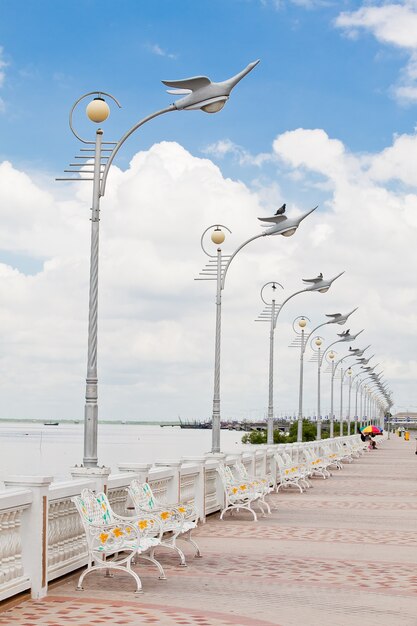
top-left (1, 436), bottom-right (417, 626)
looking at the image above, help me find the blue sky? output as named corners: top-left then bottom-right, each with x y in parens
top-left (0, 0), bottom-right (415, 173)
top-left (1, 0), bottom-right (417, 423)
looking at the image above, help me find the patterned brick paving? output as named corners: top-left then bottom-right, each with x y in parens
top-left (272, 499), bottom-right (417, 510)
top-left (157, 551), bottom-right (417, 595)
top-left (0, 597), bottom-right (276, 626)
top-left (2, 437), bottom-right (417, 626)
top-left (194, 522), bottom-right (417, 546)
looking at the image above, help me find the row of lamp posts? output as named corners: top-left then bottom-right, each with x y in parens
top-left (57, 59), bottom-right (392, 467)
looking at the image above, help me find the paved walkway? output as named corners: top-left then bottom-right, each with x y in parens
top-left (2, 436), bottom-right (417, 626)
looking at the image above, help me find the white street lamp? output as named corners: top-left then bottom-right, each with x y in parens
top-left (291, 316), bottom-right (309, 443)
top-left (313, 328), bottom-right (363, 437)
top-left (295, 307), bottom-right (358, 441)
top-left (197, 208), bottom-right (317, 454)
top-left (58, 61), bottom-right (259, 469)
top-left (256, 274), bottom-right (345, 444)
top-left (350, 361), bottom-right (376, 432)
top-left (335, 345), bottom-right (370, 436)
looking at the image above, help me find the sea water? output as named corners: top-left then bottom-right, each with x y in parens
top-left (0, 422), bottom-right (248, 481)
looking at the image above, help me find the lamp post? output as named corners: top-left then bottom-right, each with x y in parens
top-left (315, 328), bottom-right (363, 437)
top-left (342, 360), bottom-right (369, 434)
top-left (299, 307), bottom-right (358, 441)
top-left (357, 374), bottom-right (380, 427)
top-left (256, 274), bottom-right (345, 444)
top-left (291, 307), bottom-right (354, 442)
top-left (255, 282), bottom-right (283, 445)
top-left (313, 337), bottom-right (323, 440)
top-left (331, 344), bottom-right (369, 436)
top-left (58, 61), bottom-right (260, 468)
top-left (328, 350), bottom-right (336, 437)
top-left (197, 209), bottom-right (317, 454)
top-left (346, 367), bottom-right (352, 435)
top-left (296, 317), bottom-right (308, 442)
top-left (351, 363), bottom-right (375, 433)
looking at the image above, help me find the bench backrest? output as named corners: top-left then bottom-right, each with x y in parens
top-left (73, 489), bottom-right (114, 531)
top-left (128, 480), bottom-right (157, 511)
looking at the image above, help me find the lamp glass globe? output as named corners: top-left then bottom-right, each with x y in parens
top-left (281, 228), bottom-right (297, 237)
top-left (315, 338), bottom-right (322, 347)
top-left (298, 318), bottom-right (307, 328)
top-left (211, 229), bottom-right (225, 245)
top-left (201, 100), bottom-right (226, 114)
top-left (86, 98), bottom-right (110, 123)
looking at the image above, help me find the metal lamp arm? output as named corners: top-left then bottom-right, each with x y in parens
top-left (320, 338), bottom-right (343, 367)
top-left (221, 232), bottom-right (266, 289)
top-left (272, 288), bottom-right (307, 328)
top-left (358, 376), bottom-right (373, 391)
top-left (303, 321), bottom-right (329, 354)
top-left (352, 369), bottom-right (366, 383)
top-left (333, 353), bottom-right (355, 378)
top-left (341, 361), bottom-right (361, 382)
top-left (335, 353), bottom-right (355, 370)
top-left (100, 104), bottom-right (176, 196)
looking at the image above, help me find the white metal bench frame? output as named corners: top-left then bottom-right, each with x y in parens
top-left (72, 489), bottom-right (165, 595)
top-left (127, 480), bottom-right (201, 567)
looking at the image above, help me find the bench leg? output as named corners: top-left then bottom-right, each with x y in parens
top-left (77, 554), bottom-right (143, 595)
top-left (139, 549), bottom-right (167, 580)
top-left (179, 530), bottom-right (202, 558)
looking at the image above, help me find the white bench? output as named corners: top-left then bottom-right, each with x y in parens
top-left (217, 463), bottom-right (267, 521)
top-left (72, 489), bottom-right (165, 594)
top-left (127, 480), bottom-right (201, 567)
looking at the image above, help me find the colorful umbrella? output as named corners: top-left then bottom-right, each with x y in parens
top-left (361, 425), bottom-right (382, 435)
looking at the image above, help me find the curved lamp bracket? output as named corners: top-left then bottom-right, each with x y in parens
top-left (200, 224), bottom-right (232, 258)
top-left (325, 349), bottom-right (338, 364)
top-left (310, 334), bottom-right (324, 352)
top-left (69, 91), bottom-right (122, 144)
top-left (260, 281), bottom-right (284, 306)
top-left (292, 315), bottom-right (311, 335)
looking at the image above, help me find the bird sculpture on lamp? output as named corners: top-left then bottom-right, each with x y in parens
top-left (163, 60), bottom-right (260, 112)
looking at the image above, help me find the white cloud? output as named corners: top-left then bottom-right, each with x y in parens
top-left (263, 0), bottom-right (332, 8)
top-left (203, 139), bottom-right (271, 167)
top-left (0, 46), bottom-right (7, 88)
top-left (335, 2), bottom-right (417, 103)
top-left (147, 43), bottom-right (177, 60)
top-left (290, 0), bottom-right (331, 7)
top-left (0, 46), bottom-right (8, 112)
top-left (0, 134), bottom-right (414, 425)
top-left (367, 132), bottom-right (417, 187)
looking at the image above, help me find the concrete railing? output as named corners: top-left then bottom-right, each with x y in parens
top-left (0, 435), bottom-right (360, 601)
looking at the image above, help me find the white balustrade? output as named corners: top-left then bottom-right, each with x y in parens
top-left (0, 435), bottom-right (360, 601)
top-left (204, 461), bottom-right (222, 515)
top-left (148, 468), bottom-right (175, 504)
top-left (47, 479), bottom-right (97, 582)
top-left (0, 490), bottom-right (31, 601)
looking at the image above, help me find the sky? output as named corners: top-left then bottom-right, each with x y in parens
top-left (0, 0), bottom-right (416, 424)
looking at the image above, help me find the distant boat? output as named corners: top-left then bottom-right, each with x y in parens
top-left (44, 422), bottom-right (59, 426)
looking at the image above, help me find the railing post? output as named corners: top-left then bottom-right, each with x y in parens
top-left (266, 447), bottom-right (277, 487)
top-left (118, 463), bottom-right (152, 483)
top-left (155, 460), bottom-right (182, 503)
top-left (242, 451), bottom-right (256, 475)
top-left (181, 457), bottom-right (207, 523)
top-left (70, 466), bottom-right (111, 493)
top-left (255, 449), bottom-right (267, 476)
top-left (205, 453), bottom-right (226, 512)
top-left (4, 476), bottom-right (53, 599)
